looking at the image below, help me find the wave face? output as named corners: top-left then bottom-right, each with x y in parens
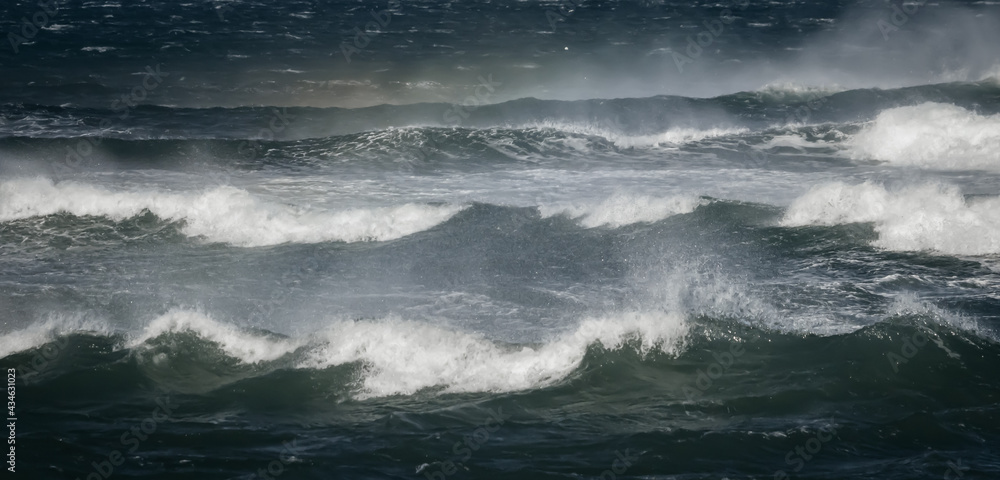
top-left (4, 1), bottom-right (1000, 479)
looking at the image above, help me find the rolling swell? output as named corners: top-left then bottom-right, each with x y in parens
top-left (2, 82), bottom-right (999, 181)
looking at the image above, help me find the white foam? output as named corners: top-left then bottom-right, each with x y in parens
top-left (299, 311), bottom-right (688, 398)
top-left (847, 103), bottom-right (1000, 170)
top-left (129, 310), bottom-right (302, 364)
top-left (539, 193), bottom-right (706, 228)
top-left (0, 178), bottom-right (463, 246)
top-left (781, 182), bottom-right (1000, 255)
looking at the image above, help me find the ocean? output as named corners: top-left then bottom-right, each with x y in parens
top-left (1, 0), bottom-right (999, 479)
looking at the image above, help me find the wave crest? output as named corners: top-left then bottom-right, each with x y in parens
top-left (539, 193), bottom-right (706, 228)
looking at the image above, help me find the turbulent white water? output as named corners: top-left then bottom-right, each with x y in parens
top-left (781, 181), bottom-right (1000, 255)
top-left (847, 103), bottom-right (1000, 170)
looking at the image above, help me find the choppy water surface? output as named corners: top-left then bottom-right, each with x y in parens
top-left (1, 1), bottom-right (999, 479)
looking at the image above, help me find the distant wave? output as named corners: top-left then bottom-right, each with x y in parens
top-left (5, 83), bottom-right (1000, 148)
top-left (0, 178), bottom-right (463, 247)
top-left (750, 82), bottom-right (846, 102)
top-left (604, 127), bottom-right (750, 148)
top-left (516, 120), bottom-right (748, 148)
top-left (539, 193), bottom-right (707, 228)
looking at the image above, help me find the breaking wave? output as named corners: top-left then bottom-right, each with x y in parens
top-left (847, 103), bottom-right (1000, 170)
top-left (0, 178), bottom-right (464, 247)
top-left (4, 309), bottom-right (690, 399)
top-left (781, 181), bottom-right (1000, 255)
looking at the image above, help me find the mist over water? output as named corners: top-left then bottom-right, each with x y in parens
top-left (1, 1), bottom-right (999, 479)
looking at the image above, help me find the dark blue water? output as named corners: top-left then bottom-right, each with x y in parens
top-left (2, 1), bottom-right (999, 479)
